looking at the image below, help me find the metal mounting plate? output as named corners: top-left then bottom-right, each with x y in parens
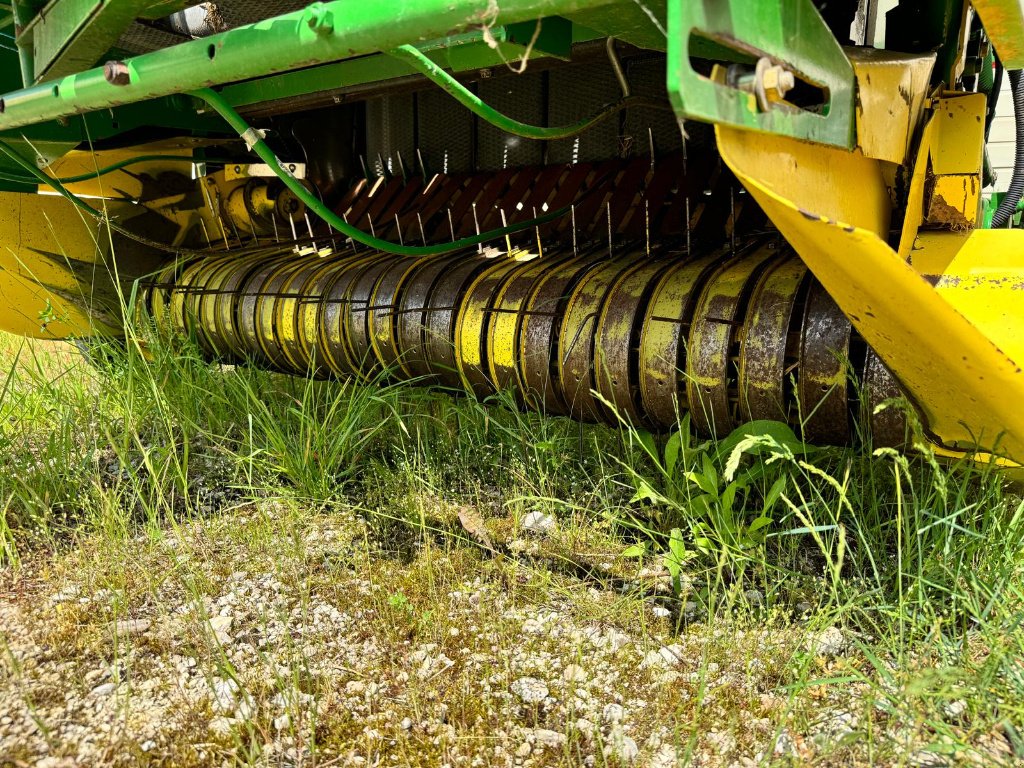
top-left (667, 0), bottom-right (855, 149)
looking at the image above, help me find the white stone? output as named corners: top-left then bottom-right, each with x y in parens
top-left (209, 717), bottom-right (234, 736)
top-left (140, 740), bottom-right (156, 752)
top-left (806, 626), bottom-right (847, 657)
top-left (208, 615), bottom-right (233, 644)
top-left (401, 717), bottom-right (413, 730)
top-left (113, 619), bottom-right (151, 636)
top-left (562, 664), bottom-right (587, 683)
top-left (510, 677), bottom-right (549, 704)
top-left (651, 605), bottom-right (670, 618)
top-left (273, 714), bottom-right (291, 731)
top-left (90, 682), bottom-right (116, 697)
top-left (602, 703), bottom-right (625, 723)
top-left (530, 728), bottom-right (567, 749)
top-left (522, 511), bottom-right (556, 534)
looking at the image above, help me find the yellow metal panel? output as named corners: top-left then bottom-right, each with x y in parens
top-left (0, 193), bottom-right (137, 339)
top-left (847, 48), bottom-right (934, 165)
top-left (717, 125), bottom-right (1024, 463)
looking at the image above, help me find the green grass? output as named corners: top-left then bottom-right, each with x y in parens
top-left (1, 326), bottom-right (1022, 766)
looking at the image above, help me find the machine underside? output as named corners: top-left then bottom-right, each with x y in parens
top-left (0, 0), bottom-right (1022, 466)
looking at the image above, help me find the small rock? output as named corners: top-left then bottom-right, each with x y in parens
top-left (140, 740), bottom-right (156, 752)
top-left (511, 677), bottom-right (549, 704)
top-left (345, 680), bottom-right (366, 695)
top-left (603, 732), bottom-right (639, 763)
top-left (211, 678), bottom-right (240, 713)
top-left (563, 664), bottom-right (587, 683)
top-left (575, 718), bottom-right (597, 741)
top-left (90, 682), bottom-right (116, 697)
top-left (208, 615), bottom-right (233, 643)
top-left (943, 699), bottom-right (968, 720)
top-left (602, 703), bottom-right (625, 723)
top-left (649, 744), bottom-right (681, 768)
top-left (774, 730), bottom-right (797, 757)
top-left (113, 618), bottom-right (151, 636)
top-left (400, 717), bottom-right (413, 731)
top-left (651, 605), bottom-right (671, 618)
top-left (273, 714), bottom-right (291, 731)
top-left (530, 728), bottom-right (567, 749)
top-left (522, 511), bottom-right (556, 534)
top-left (209, 717), bottom-right (234, 736)
top-left (909, 750), bottom-right (949, 767)
top-left (806, 626), bottom-right (847, 657)
top-left (515, 741), bottom-right (532, 758)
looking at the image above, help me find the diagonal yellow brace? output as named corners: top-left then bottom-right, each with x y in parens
top-left (716, 126), bottom-right (1024, 464)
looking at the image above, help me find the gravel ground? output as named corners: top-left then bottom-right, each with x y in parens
top-left (2, 499), bottom-right (1020, 767)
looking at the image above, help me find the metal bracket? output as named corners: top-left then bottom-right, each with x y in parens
top-left (666, 0), bottom-right (856, 149)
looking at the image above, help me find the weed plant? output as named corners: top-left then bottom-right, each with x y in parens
top-left (1, 324), bottom-right (1022, 763)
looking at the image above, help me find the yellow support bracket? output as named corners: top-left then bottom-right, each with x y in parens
top-left (716, 84), bottom-right (1024, 464)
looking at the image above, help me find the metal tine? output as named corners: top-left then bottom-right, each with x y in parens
top-left (395, 150), bottom-right (410, 183)
top-left (200, 219), bottom-right (212, 247)
top-left (304, 212), bottom-right (320, 253)
top-left (367, 213), bottom-right (376, 239)
top-left (532, 206), bottom-right (543, 258)
top-left (342, 212), bottom-right (356, 251)
top-left (244, 206), bottom-right (260, 246)
top-left (289, 214), bottom-right (300, 253)
top-left (271, 214), bottom-right (280, 244)
top-left (645, 198), bottom-right (650, 258)
top-left (359, 155), bottom-right (371, 182)
top-left (500, 209), bottom-right (512, 255)
top-left (472, 202), bottom-right (482, 253)
top-left (417, 148), bottom-right (427, 179)
top-left (417, 212), bottom-right (427, 245)
top-left (571, 204), bottom-right (577, 256)
top-left (685, 196), bottom-right (692, 255)
top-left (447, 208), bottom-right (456, 243)
top-left (648, 126), bottom-right (655, 173)
top-left (395, 213), bottom-right (404, 246)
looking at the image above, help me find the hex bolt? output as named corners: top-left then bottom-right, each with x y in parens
top-left (303, 3), bottom-right (334, 35)
top-left (103, 60), bottom-right (131, 86)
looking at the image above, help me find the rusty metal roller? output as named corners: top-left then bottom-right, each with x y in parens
top-left (394, 253), bottom-right (466, 379)
top-left (518, 250), bottom-right (609, 415)
top-left (422, 258), bottom-right (496, 389)
top-left (558, 254), bottom-right (640, 422)
top-left (593, 255), bottom-right (676, 426)
top-left (798, 281), bottom-right (852, 444)
top-left (275, 258), bottom-right (340, 375)
top-left (144, 241), bottom-right (911, 450)
top-left (686, 245), bottom-right (779, 438)
top-left (456, 256), bottom-right (530, 399)
top-left (488, 252), bottom-right (576, 404)
top-left (345, 254), bottom-right (404, 379)
top-left (318, 252), bottom-right (383, 379)
top-left (737, 253), bottom-right (809, 424)
top-left (636, 250), bottom-right (725, 428)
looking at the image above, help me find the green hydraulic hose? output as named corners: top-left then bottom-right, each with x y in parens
top-left (191, 87), bottom-right (577, 256)
top-left (388, 44), bottom-right (654, 140)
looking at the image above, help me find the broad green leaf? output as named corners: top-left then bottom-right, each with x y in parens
top-left (621, 542), bottom-right (648, 557)
top-left (664, 431), bottom-right (682, 476)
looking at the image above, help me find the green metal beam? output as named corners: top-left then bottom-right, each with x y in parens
top-left (220, 24), bottom-right (574, 110)
top-left (20, 0), bottom-right (157, 84)
top-left (667, 0), bottom-right (855, 148)
top-left (0, 0), bottom-right (617, 133)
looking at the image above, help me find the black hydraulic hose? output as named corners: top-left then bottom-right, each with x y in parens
top-left (991, 69), bottom-right (1024, 228)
